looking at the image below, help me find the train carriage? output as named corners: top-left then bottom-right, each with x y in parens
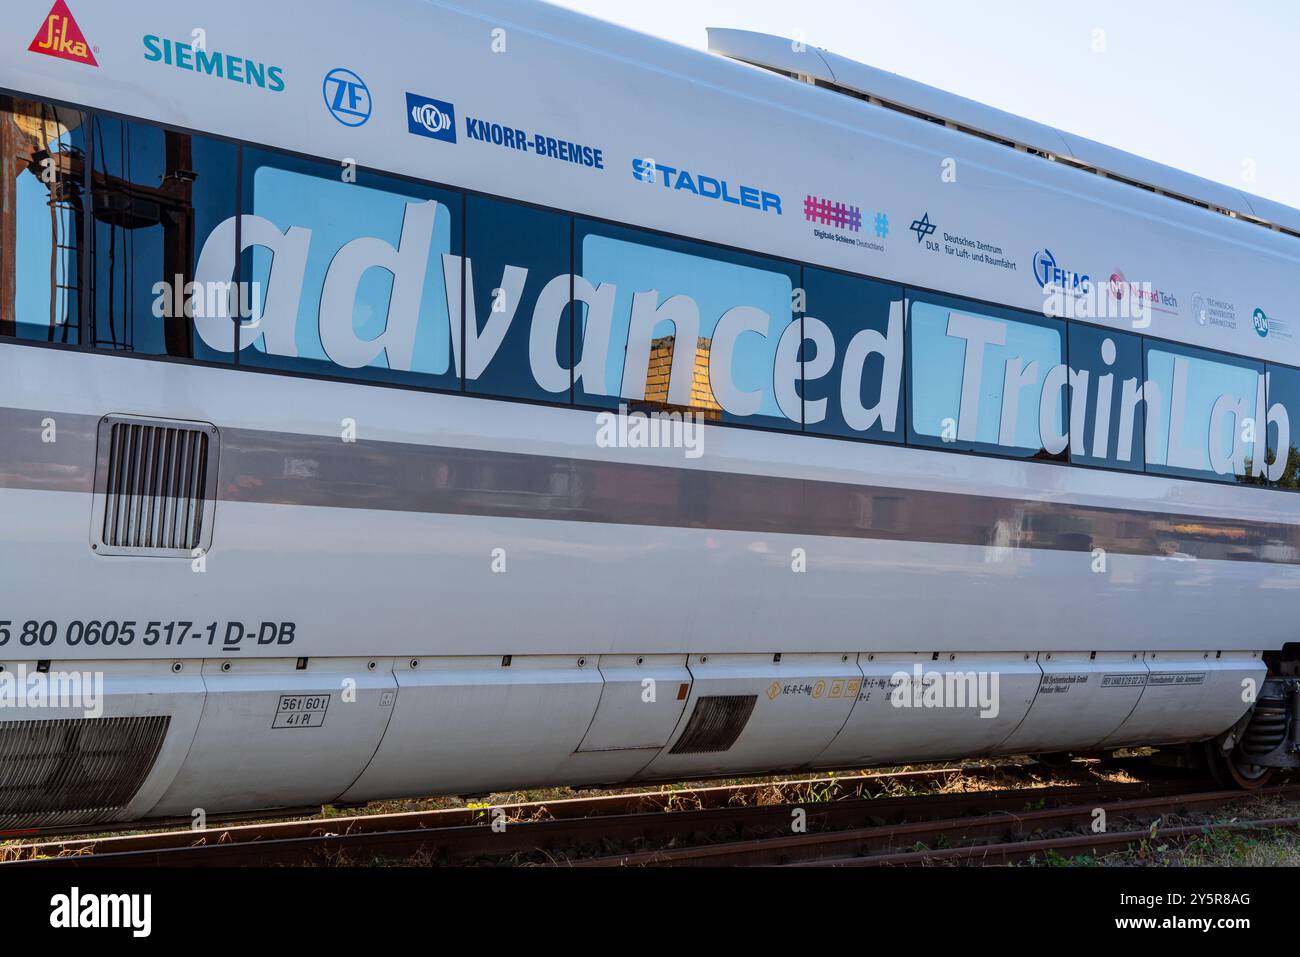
top-left (1, 0), bottom-right (1299, 826)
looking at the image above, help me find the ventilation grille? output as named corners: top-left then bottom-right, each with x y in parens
top-left (98, 418), bottom-right (214, 554)
top-left (669, 694), bottom-right (757, 754)
top-left (0, 716), bottom-right (170, 830)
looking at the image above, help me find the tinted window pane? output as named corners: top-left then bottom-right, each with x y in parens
top-left (1264, 364), bottom-right (1300, 489)
top-left (1067, 323), bottom-right (1145, 471)
top-left (465, 196), bottom-right (571, 402)
top-left (1, 96), bottom-right (85, 345)
top-left (90, 115), bottom-right (236, 359)
top-left (907, 292), bottom-right (1066, 459)
top-left (801, 268), bottom-right (904, 441)
top-left (1143, 341), bottom-right (1263, 482)
top-left (233, 150), bottom-right (460, 389)
top-left (574, 219), bottom-right (800, 430)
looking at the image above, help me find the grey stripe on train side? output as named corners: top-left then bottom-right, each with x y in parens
top-left (1, 407), bottom-right (1296, 563)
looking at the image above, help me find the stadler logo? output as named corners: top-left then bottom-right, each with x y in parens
top-left (406, 93), bottom-right (456, 143)
top-left (1033, 248), bottom-right (1090, 295)
top-left (1254, 307), bottom-right (1270, 338)
top-left (323, 68), bottom-right (371, 127)
top-left (29, 0), bottom-right (96, 66)
top-left (631, 158), bottom-right (782, 215)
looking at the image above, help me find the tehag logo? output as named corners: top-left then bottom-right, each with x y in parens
top-left (29, 0), bottom-right (97, 66)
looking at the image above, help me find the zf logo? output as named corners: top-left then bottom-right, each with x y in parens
top-left (28, 0), bottom-right (97, 66)
top-left (323, 68), bottom-right (371, 127)
top-left (405, 93), bottom-right (456, 143)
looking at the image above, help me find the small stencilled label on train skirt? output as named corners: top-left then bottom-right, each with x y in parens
top-left (272, 693), bottom-right (330, 728)
top-left (1039, 673), bottom-right (1089, 694)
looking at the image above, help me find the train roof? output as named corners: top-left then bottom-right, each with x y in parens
top-left (705, 28), bottom-right (1300, 240)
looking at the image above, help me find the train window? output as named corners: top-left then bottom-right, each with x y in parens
top-left (907, 291), bottom-right (1066, 460)
top-left (1143, 340), bottom-right (1263, 483)
top-left (573, 219), bottom-right (801, 431)
top-left (89, 114), bottom-right (237, 360)
top-left (800, 268), bottom-right (905, 441)
top-left (465, 196), bottom-right (573, 402)
top-left (1263, 364), bottom-right (1300, 489)
top-left (0, 96), bottom-right (86, 345)
top-left (1066, 323), bottom-right (1145, 472)
top-left (229, 149), bottom-right (462, 390)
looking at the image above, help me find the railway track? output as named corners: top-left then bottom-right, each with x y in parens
top-left (1, 760), bottom-right (1253, 867)
top-left (583, 785), bottom-right (1300, 866)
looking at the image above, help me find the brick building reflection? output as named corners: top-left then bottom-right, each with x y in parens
top-left (639, 333), bottom-right (723, 421)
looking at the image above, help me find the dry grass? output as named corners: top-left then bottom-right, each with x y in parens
top-left (1021, 794), bottom-right (1300, 867)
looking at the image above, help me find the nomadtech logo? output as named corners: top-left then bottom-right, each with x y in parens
top-left (28, 0), bottom-right (97, 66)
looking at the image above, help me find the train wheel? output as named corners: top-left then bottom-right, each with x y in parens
top-left (1203, 740), bottom-right (1274, 790)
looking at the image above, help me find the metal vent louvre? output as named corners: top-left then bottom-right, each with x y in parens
top-left (94, 416), bottom-right (218, 556)
top-left (669, 694), bottom-right (757, 754)
top-left (0, 716), bottom-right (169, 829)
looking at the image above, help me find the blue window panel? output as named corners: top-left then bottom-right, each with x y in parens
top-left (800, 268), bottom-right (905, 442)
top-left (1144, 340), bottom-right (1263, 483)
top-left (1067, 323), bottom-right (1145, 471)
top-left (465, 196), bottom-right (572, 403)
top-left (907, 292), bottom-right (1065, 460)
top-left (236, 149), bottom-right (461, 390)
top-left (574, 219), bottom-right (800, 431)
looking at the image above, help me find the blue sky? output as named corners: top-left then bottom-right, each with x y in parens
top-left (546, 0), bottom-right (1300, 210)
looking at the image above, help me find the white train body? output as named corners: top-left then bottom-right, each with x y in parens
top-left (0, 0), bottom-right (1296, 823)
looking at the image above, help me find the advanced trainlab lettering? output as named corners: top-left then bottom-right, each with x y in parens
top-left (187, 199), bottom-right (1287, 481)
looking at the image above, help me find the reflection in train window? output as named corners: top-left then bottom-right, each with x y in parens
top-left (1262, 364), bottom-right (1300, 489)
top-left (90, 113), bottom-right (237, 359)
top-left (574, 219), bottom-right (800, 430)
top-left (1, 95), bottom-right (86, 345)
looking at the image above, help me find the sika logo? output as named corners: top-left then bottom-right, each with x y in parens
top-left (28, 0), bottom-right (97, 66)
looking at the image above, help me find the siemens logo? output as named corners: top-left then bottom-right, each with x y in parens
top-left (631, 158), bottom-right (782, 215)
top-left (143, 35), bottom-right (285, 92)
top-left (464, 117), bottom-right (603, 169)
